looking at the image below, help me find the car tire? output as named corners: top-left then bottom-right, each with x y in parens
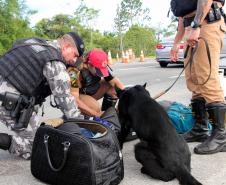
top-left (159, 62), bottom-right (168, 67)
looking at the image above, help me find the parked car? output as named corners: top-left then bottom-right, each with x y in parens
top-left (155, 37), bottom-right (184, 67)
top-left (156, 34), bottom-right (226, 69)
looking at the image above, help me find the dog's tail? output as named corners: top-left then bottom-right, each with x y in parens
top-left (175, 166), bottom-right (202, 185)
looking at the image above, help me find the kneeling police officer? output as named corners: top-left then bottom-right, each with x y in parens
top-left (0, 32), bottom-right (84, 159)
top-left (170, 0), bottom-right (226, 154)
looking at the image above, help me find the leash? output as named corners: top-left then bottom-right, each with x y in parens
top-left (153, 37), bottom-right (211, 100)
top-left (188, 37), bottom-right (212, 86)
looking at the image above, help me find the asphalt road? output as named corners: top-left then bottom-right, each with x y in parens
top-left (1, 59), bottom-right (226, 185)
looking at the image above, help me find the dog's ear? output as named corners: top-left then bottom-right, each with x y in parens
top-left (143, 83), bottom-right (147, 88)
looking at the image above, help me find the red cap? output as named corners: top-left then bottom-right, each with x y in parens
top-left (88, 49), bottom-right (109, 77)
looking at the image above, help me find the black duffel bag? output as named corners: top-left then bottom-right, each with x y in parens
top-left (31, 119), bottom-right (124, 185)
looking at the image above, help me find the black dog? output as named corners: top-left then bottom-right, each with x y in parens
top-left (117, 84), bottom-right (202, 185)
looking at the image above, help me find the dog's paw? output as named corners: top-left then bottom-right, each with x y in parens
top-left (160, 175), bottom-right (175, 182)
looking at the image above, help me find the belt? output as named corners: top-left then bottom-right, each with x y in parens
top-left (183, 14), bottom-right (221, 28)
top-left (183, 3), bottom-right (224, 27)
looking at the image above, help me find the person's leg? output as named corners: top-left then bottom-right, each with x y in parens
top-left (101, 94), bottom-right (118, 111)
top-left (79, 94), bottom-right (101, 114)
top-left (183, 28), bottom-right (210, 142)
top-left (0, 105), bottom-right (40, 159)
top-left (194, 103), bottom-right (226, 154)
top-left (10, 111), bottom-right (40, 159)
top-left (183, 97), bottom-right (209, 142)
top-left (0, 77), bottom-right (13, 151)
top-left (193, 20), bottom-right (225, 103)
top-left (191, 19), bottom-right (226, 154)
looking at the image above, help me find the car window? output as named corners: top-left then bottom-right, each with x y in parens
top-left (160, 38), bottom-right (174, 43)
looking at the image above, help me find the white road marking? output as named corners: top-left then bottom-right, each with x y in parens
top-left (118, 66), bottom-right (156, 71)
top-left (168, 74), bottom-right (185, 79)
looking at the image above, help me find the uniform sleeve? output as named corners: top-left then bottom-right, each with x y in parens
top-left (43, 61), bottom-right (84, 119)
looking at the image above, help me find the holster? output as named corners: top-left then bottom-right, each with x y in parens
top-left (2, 92), bottom-right (20, 112)
top-left (206, 2), bottom-right (222, 23)
top-left (1, 92), bottom-right (35, 130)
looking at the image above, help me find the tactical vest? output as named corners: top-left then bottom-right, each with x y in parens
top-left (0, 38), bottom-right (64, 102)
top-left (80, 68), bottom-right (101, 88)
top-left (171, 0), bottom-right (225, 17)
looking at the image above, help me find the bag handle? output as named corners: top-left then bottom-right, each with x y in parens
top-left (44, 135), bottom-right (70, 172)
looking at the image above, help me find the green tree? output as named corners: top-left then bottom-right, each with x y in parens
top-left (97, 32), bottom-right (119, 58)
top-left (0, 0), bottom-right (35, 54)
top-left (74, 0), bottom-right (99, 27)
top-left (120, 0), bottom-right (151, 27)
top-left (114, 4), bottom-right (128, 51)
top-left (34, 14), bottom-right (81, 39)
top-left (123, 25), bottom-right (156, 57)
top-left (114, 0), bottom-right (152, 53)
top-left (74, 0), bottom-right (99, 47)
top-left (155, 19), bottom-right (178, 42)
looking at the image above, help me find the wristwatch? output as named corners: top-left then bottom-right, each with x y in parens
top-left (190, 21), bottom-right (201, 29)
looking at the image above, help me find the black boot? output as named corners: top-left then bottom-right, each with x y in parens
top-left (0, 133), bottom-right (12, 150)
top-left (183, 98), bottom-right (209, 142)
top-left (194, 103), bottom-right (226, 154)
top-left (101, 94), bottom-right (118, 111)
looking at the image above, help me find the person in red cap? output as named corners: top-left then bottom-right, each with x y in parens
top-left (82, 49), bottom-right (125, 110)
top-left (68, 49), bottom-right (125, 116)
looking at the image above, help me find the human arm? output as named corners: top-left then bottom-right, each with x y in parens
top-left (70, 87), bottom-right (102, 117)
top-left (187, 0), bottom-right (213, 47)
top-left (43, 61), bottom-right (83, 119)
top-left (170, 17), bottom-right (185, 62)
top-left (104, 71), bottom-right (125, 90)
top-left (108, 77), bottom-right (125, 90)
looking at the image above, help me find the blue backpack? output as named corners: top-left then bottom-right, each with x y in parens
top-left (163, 102), bottom-right (212, 134)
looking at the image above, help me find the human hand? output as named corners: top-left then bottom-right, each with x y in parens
top-left (96, 111), bottom-right (104, 117)
top-left (170, 45), bottom-right (179, 62)
top-left (186, 28), bottom-right (200, 48)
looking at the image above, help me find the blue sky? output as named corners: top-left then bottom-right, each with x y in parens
top-left (26, 0), bottom-right (172, 32)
